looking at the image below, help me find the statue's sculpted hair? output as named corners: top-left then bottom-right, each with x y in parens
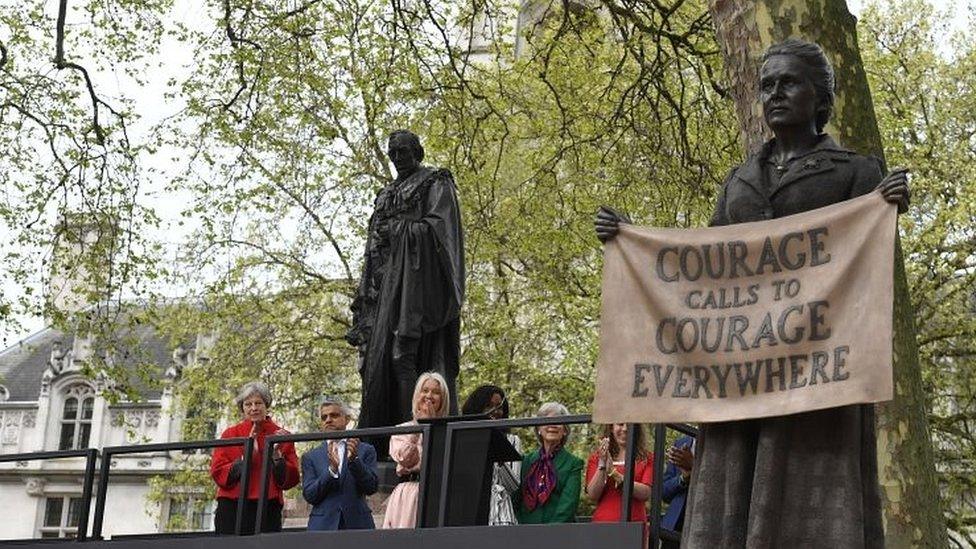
top-left (388, 129), bottom-right (425, 163)
top-left (762, 38), bottom-right (836, 132)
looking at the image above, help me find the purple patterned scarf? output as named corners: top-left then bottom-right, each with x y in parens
top-left (522, 444), bottom-right (562, 512)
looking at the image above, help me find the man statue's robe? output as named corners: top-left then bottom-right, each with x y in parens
top-left (346, 166), bottom-right (464, 435)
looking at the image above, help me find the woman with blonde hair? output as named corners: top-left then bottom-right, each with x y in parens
top-left (381, 371), bottom-right (450, 528)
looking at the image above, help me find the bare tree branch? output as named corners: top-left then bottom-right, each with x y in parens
top-left (54, 0), bottom-right (107, 145)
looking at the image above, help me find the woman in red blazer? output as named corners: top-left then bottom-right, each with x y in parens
top-left (210, 381), bottom-right (300, 534)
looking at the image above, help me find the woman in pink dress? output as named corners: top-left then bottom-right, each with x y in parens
top-left (381, 371), bottom-right (450, 528)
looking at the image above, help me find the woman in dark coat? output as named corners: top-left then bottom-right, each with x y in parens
top-left (595, 38), bottom-right (909, 548)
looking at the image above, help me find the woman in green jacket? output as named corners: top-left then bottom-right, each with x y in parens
top-left (516, 402), bottom-right (584, 524)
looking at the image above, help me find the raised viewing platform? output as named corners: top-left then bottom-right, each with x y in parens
top-left (0, 415), bottom-right (695, 548)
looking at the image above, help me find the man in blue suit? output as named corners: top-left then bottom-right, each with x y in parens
top-left (302, 396), bottom-right (378, 530)
top-left (661, 435), bottom-right (695, 549)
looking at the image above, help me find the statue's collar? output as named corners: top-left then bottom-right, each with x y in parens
top-left (755, 134), bottom-right (851, 162)
top-left (395, 165), bottom-right (434, 187)
top-left (394, 166), bottom-right (436, 201)
top-left (736, 134), bottom-right (854, 186)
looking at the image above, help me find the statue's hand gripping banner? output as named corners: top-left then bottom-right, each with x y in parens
top-left (593, 192), bottom-right (897, 423)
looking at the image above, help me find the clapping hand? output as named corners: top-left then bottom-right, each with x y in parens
top-left (347, 438), bottom-right (360, 460)
top-left (598, 437), bottom-right (611, 463)
top-left (666, 445), bottom-right (694, 478)
top-left (328, 442), bottom-right (340, 471)
top-left (271, 428), bottom-right (289, 461)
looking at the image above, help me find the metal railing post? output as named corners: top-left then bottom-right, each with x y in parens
top-left (235, 437), bottom-right (254, 536)
top-left (620, 423), bottom-right (638, 523)
top-left (436, 424), bottom-right (457, 527)
top-left (649, 423), bottom-right (667, 548)
top-left (77, 448), bottom-right (99, 541)
top-left (415, 423), bottom-right (433, 528)
top-left (90, 448), bottom-right (114, 540)
top-left (254, 439), bottom-right (275, 532)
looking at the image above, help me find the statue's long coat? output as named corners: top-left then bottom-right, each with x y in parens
top-left (347, 166), bottom-right (464, 431)
top-left (684, 135), bottom-right (886, 548)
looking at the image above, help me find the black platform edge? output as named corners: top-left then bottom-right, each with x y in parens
top-left (0, 523), bottom-right (643, 549)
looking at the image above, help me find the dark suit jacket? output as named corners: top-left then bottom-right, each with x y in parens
top-left (302, 440), bottom-right (378, 530)
top-left (662, 435), bottom-right (694, 531)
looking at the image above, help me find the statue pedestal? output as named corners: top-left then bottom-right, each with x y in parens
top-left (365, 461), bottom-right (400, 525)
top-left (375, 460), bottom-right (401, 492)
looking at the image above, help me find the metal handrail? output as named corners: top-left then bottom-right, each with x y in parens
top-left (435, 414), bottom-right (594, 527)
top-left (3, 417), bottom-right (699, 544)
top-left (439, 416), bottom-right (697, 547)
top-left (90, 437), bottom-right (253, 540)
top-left (666, 423), bottom-right (699, 438)
top-left (0, 448), bottom-right (99, 542)
top-left (0, 448), bottom-right (93, 463)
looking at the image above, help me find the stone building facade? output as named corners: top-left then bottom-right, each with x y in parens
top-left (0, 326), bottom-right (213, 540)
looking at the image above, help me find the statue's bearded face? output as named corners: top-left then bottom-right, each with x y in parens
top-left (387, 134), bottom-right (421, 178)
top-left (759, 54), bottom-right (820, 133)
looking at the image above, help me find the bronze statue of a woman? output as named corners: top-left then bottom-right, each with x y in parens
top-left (596, 38), bottom-right (909, 547)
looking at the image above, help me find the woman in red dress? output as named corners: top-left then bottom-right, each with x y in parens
top-left (585, 424), bottom-right (653, 524)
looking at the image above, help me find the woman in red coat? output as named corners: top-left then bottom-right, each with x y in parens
top-left (585, 424), bottom-right (653, 523)
top-left (210, 381), bottom-right (300, 534)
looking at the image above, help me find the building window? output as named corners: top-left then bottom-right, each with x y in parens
top-left (166, 497), bottom-right (214, 532)
top-left (180, 405), bottom-right (217, 454)
top-left (58, 385), bottom-right (94, 450)
top-left (40, 496), bottom-right (82, 538)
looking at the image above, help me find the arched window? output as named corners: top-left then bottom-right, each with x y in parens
top-left (58, 384), bottom-right (94, 450)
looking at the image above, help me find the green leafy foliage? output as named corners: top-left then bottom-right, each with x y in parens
top-left (859, 1), bottom-right (976, 543)
top-left (144, 0), bottom-right (737, 423)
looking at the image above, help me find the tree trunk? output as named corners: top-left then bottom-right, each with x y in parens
top-left (705, 0), bottom-right (947, 546)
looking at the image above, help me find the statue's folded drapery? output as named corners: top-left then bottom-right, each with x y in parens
top-left (348, 166), bottom-right (464, 433)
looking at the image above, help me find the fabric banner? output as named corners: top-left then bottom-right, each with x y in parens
top-left (593, 192), bottom-right (897, 423)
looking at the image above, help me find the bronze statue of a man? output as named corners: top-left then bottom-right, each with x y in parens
top-left (346, 130), bottom-right (464, 444)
